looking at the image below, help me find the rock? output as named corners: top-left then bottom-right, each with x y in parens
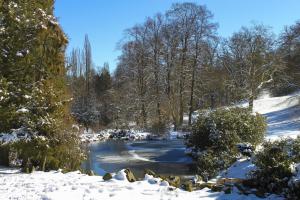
top-left (148, 178), bottom-right (159, 184)
top-left (103, 173), bottom-right (112, 181)
top-left (254, 190), bottom-right (265, 198)
top-left (168, 187), bottom-right (176, 191)
top-left (193, 174), bottom-right (202, 184)
top-left (166, 176), bottom-right (181, 187)
top-left (197, 182), bottom-right (214, 190)
top-left (124, 168), bottom-right (136, 182)
top-left (211, 184), bottom-right (224, 192)
top-left (234, 183), bottom-right (252, 195)
top-left (242, 179), bottom-right (259, 188)
top-left (182, 181), bottom-right (193, 192)
top-left (223, 186), bottom-right (232, 194)
top-left (87, 170), bottom-right (95, 176)
top-left (144, 169), bottom-right (157, 177)
top-left (217, 178), bottom-right (244, 185)
top-left (160, 180), bottom-right (169, 186)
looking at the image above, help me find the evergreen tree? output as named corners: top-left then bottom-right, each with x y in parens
top-left (0, 0), bottom-right (83, 171)
top-left (95, 63), bottom-right (112, 96)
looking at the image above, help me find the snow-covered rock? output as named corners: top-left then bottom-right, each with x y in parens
top-left (114, 169), bottom-right (127, 181)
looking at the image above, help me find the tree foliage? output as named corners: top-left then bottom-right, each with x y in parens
top-left (0, 0), bottom-right (83, 171)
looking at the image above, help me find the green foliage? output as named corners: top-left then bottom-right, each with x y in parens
top-left (10, 131), bottom-right (83, 171)
top-left (197, 149), bottom-right (236, 180)
top-left (188, 107), bottom-right (267, 179)
top-left (188, 107), bottom-right (266, 151)
top-left (0, 0), bottom-right (84, 171)
top-left (0, 144), bottom-right (10, 166)
top-left (95, 64), bottom-right (112, 96)
top-left (251, 137), bottom-right (300, 196)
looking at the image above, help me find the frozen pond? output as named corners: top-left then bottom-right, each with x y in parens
top-left (83, 139), bottom-right (196, 177)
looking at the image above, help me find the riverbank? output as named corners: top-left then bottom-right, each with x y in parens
top-left (80, 129), bottom-right (190, 143)
top-left (0, 166), bottom-right (283, 200)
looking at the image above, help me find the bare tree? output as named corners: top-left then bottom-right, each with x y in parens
top-left (223, 24), bottom-right (282, 111)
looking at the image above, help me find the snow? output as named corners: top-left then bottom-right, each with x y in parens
top-left (0, 128), bottom-right (30, 144)
top-left (24, 94), bottom-right (32, 99)
top-left (288, 163), bottom-right (300, 192)
top-left (80, 129), bottom-right (152, 142)
top-left (0, 167), bottom-right (283, 200)
top-left (220, 158), bottom-right (256, 179)
top-left (169, 131), bottom-right (190, 139)
top-left (114, 169), bottom-right (127, 181)
top-left (16, 52), bottom-right (23, 57)
top-left (16, 107), bottom-right (29, 113)
top-left (241, 91), bottom-right (300, 141)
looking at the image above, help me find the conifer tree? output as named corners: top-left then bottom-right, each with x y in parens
top-left (0, 0), bottom-right (83, 171)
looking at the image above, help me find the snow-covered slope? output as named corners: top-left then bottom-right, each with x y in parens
top-left (243, 91), bottom-right (300, 141)
top-left (220, 91), bottom-right (300, 183)
top-left (0, 167), bottom-right (282, 200)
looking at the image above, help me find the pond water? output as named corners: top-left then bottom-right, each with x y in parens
top-left (82, 139), bottom-right (197, 178)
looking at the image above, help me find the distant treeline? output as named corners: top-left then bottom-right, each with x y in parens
top-left (67, 2), bottom-right (300, 132)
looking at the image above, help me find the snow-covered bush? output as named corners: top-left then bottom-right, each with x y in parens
top-left (187, 107), bottom-right (266, 179)
top-left (250, 137), bottom-right (300, 197)
top-left (11, 133), bottom-right (84, 172)
top-left (197, 149), bottom-right (236, 181)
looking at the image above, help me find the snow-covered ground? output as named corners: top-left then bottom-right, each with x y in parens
top-left (242, 91), bottom-right (300, 141)
top-left (0, 167), bottom-right (282, 200)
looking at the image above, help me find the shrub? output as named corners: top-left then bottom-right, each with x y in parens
top-left (0, 144), bottom-right (10, 166)
top-left (251, 137), bottom-right (300, 197)
top-left (10, 132), bottom-right (84, 172)
top-left (187, 107), bottom-right (267, 179)
top-left (197, 149), bottom-right (237, 181)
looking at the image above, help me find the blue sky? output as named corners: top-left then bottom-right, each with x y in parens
top-left (54, 0), bottom-right (300, 72)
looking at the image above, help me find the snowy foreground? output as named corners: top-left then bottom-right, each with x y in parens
top-left (0, 167), bottom-right (282, 200)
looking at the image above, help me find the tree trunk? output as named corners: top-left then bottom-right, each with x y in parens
top-left (42, 156), bottom-right (47, 172)
top-left (141, 103), bottom-right (147, 128)
top-left (188, 66), bottom-right (196, 125)
top-left (179, 37), bottom-right (188, 126)
top-left (249, 94), bottom-right (254, 112)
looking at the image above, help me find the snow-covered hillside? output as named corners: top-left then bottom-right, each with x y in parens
top-left (219, 91), bottom-right (300, 188)
top-left (242, 91), bottom-right (300, 141)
